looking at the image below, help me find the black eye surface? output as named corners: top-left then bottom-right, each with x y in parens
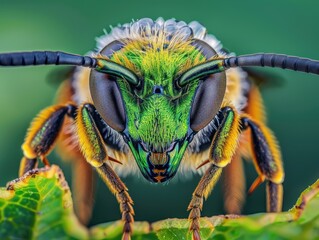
top-left (190, 72), bottom-right (226, 131)
top-left (188, 40), bottom-right (227, 132)
top-left (89, 41), bottom-right (127, 132)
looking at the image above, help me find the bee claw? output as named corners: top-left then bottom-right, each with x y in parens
top-left (248, 176), bottom-right (264, 195)
top-left (108, 156), bottom-right (123, 165)
top-left (41, 156), bottom-right (51, 167)
top-left (196, 159), bottom-right (210, 170)
top-left (192, 229), bottom-right (201, 240)
top-left (121, 231), bottom-right (131, 240)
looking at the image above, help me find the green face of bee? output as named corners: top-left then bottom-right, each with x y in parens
top-left (90, 18), bottom-right (227, 183)
top-left (115, 40), bottom-right (205, 182)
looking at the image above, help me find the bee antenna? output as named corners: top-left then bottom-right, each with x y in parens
top-left (223, 53), bottom-right (319, 75)
top-left (0, 51), bottom-right (97, 68)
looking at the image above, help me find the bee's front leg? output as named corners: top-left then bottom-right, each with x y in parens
top-left (188, 106), bottom-right (284, 240)
top-left (76, 103), bottom-right (134, 240)
top-left (188, 106), bottom-right (241, 240)
top-left (19, 103), bottom-right (76, 176)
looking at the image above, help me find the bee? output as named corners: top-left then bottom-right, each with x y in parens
top-left (1, 17), bottom-right (319, 240)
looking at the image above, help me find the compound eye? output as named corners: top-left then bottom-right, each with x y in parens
top-left (181, 39), bottom-right (227, 132)
top-left (89, 40), bottom-right (128, 132)
top-left (190, 71), bottom-right (226, 131)
top-left (90, 71), bottom-right (126, 132)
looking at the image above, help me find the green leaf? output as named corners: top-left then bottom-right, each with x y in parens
top-left (0, 165), bottom-right (318, 240)
top-left (0, 165), bottom-right (88, 240)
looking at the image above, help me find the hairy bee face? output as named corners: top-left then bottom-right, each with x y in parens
top-left (89, 18), bottom-right (226, 182)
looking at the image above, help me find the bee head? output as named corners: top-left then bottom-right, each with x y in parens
top-left (89, 19), bottom-right (226, 182)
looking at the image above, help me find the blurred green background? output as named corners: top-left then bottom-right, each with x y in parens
top-left (0, 0), bottom-right (319, 227)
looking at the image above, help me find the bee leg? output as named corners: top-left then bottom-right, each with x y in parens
top-left (188, 164), bottom-right (222, 240)
top-left (188, 106), bottom-right (241, 240)
top-left (223, 150), bottom-right (245, 214)
top-left (76, 103), bottom-right (134, 240)
top-left (19, 104), bottom-right (76, 176)
top-left (71, 158), bottom-right (95, 225)
top-left (241, 116), bottom-right (284, 212)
